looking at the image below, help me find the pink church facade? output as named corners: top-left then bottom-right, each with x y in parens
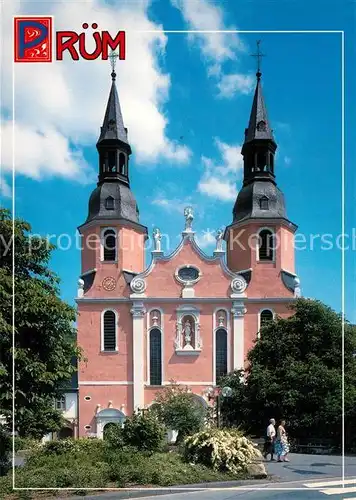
top-left (76, 66), bottom-right (300, 438)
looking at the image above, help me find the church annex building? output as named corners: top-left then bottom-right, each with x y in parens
top-left (75, 63), bottom-right (301, 438)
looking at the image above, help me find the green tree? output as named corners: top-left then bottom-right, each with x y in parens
top-left (153, 383), bottom-right (207, 443)
top-left (220, 299), bottom-right (356, 446)
top-left (0, 208), bottom-right (80, 438)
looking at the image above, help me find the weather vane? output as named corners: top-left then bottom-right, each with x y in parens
top-left (109, 49), bottom-right (119, 80)
top-left (251, 40), bottom-right (266, 77)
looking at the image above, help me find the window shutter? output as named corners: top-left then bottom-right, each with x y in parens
top-left (103, 311), bottom-right (116, 351)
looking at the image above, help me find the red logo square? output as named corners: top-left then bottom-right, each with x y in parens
top-left (14, 16), bottom-right (52, 63)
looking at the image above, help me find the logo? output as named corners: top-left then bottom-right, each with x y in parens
top-left (14, 17), bottom-right (52, 62)
top-left (14, 16), bottom-right (125, 63)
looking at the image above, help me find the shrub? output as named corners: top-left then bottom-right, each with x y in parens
top-left (14, 437), bottom-right (40, 452)
top-left (0, 425), bottom-right (11, 476)
top-left (153, 384), bottom-right (207, 443)
top-left (184, 428), bottom-right (261, 474)
top-left (42, 437), bottom-right (103, 456)
top-left (103, 422), bottom-right (124, 448)
top-left (122, 412), bottom-right (165, 453)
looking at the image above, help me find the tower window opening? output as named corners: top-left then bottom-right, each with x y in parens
top-left (257, 152), bottom-right (267, 172)
top-left (105, 196), bottom-right (115, 210)
top-left (103, 228), bottom-right (117, 261)
top-left (108, 151), bottom-right (117, 172)
top-left (102, 310), bottom-right (117, 351)
top-left (119, 153), bottom-right (126, 175)
top-left (260, 309), bottom-right (274, 327)
top-left (260, 196), bottom-right (269, 211)
top-left (258, 229), bottom-right (275, 261)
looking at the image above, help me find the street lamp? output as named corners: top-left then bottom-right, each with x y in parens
top-left (207, 386), bottom-right (232, 428)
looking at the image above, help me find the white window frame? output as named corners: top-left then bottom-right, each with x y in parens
top-left (101, 309), bottom-right (119, 352)
top-left (100, 227), bottom-right (118, 263)
top-left (257, 308), bottom-right (275, 339)
top-left (256, 226), bottom-right (276, 263)
top-left (146, 308), bottom-right (164, 386)
top-left (213, 308), bottom-right (231, 385)
top-left (55, 395), bottom-right (66, 411)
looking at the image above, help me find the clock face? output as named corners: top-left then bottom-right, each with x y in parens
top-left (102, 276), bottom-right (116, 291)
top-left (176, 266), bottom-right (200, 284)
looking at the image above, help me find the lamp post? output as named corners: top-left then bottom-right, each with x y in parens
top-left (207, 386), bottom-right (232, 428)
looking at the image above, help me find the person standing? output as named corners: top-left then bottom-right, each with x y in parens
top-left (275, 419), bottom-right (290, 462)
top-left (263, 418), bottom-right (276, 461)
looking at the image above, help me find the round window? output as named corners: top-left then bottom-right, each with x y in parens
top-left (176, 266), bottom-right (200, 284)
top-left (84, 396), bottom-right (91, 401)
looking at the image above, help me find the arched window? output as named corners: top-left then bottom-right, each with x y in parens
top-left (257, 152), bottom-right (267, 171)
top-left (215, 328), bottom-right (227, 382)
top-left (102, 228), bottom-right (116, 261)
top-left (108, 151), bottom-right (117, 172)
top-left (259, 196), bottom-right (269, 211)
top-left (149, 328), bottom-right (162, 386)
top-left (259, 309), bottom-right (274, 329)
top-left (119, 153), bottom-right (126, 175)
top-left (105, 196), bottom-right (115, 210)
top-left (258, 229), bottom-right (275, 261)
top-left (102, 310), bottom-right (117, 351)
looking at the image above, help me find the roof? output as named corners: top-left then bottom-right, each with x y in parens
top-left (244, 74), bottom-right (275, 144)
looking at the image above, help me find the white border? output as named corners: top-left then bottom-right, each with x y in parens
top-left (11, 29), bottom-right (345, 492)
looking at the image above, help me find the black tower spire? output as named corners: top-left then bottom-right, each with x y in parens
top-left (84, 52), bottom-right (143, 227)
top-left (96, 50), bottom-right (131, 185)
top-left (232, 42), bottom-right (287, 223)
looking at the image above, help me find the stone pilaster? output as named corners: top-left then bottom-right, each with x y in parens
top-left (231, 301), bottom-right (247, 370)
top-left (130, 301), bottom-right (146, 411)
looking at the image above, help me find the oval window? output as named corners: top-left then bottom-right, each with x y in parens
top-left (177, 266), bottom-right (200, 283)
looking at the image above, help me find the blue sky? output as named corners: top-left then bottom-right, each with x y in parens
top-left (1, 0), bottom-right (354, 322)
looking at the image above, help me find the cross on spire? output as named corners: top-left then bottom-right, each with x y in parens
top-left (109, 50), bottom-right (119, 81)
top-left (251, 40), bottom-right (266, 79)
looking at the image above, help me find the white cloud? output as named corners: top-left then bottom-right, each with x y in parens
top-left (217, 73), bottom-right (255, 98)
top-left (171, 0), bottom-right (250, 97)
top-left (198, 138), bottom-right (242, 201)
top-left (0, 0), bottom-right (190, 187)
top-left (284, 156), bottom-right (292, 166)
top-left (195, 229), bottom-right (216, 249)
top-left (198, 177), bottom-right (237, 201)
top-left (0, 176), bottom-right (11, 199)
top-left (152, 195), bottom-right (196, 215)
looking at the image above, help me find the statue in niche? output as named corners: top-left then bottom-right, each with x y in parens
top-left (183, 319), bottom-right (192, 346)
top-left (184, 206), bottom-right (194, 232)
top-left (153, 227), bottom-right (162, 252)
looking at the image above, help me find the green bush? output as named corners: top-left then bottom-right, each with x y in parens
top-left (14, 437), bottom-right (40, 452)
top-left (103, 422), bottom-right (124, 448)
top-left (184, 428), bottom-right (260, 474)
top-left (42, 437), bottom-right (103, 456)
top-left (153, 384), bottom-right (207, 443)
top-left (121, 412), bottom-right (165, 453)
top-left (0, 425), bottom-right (11, 476)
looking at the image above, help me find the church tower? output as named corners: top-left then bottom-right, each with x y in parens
top-left (226, 60), bottom-right (298, 298)
top-left (76, 58), bottom-right (147, 436)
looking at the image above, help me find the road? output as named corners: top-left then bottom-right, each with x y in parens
top-left (63, 454), bottom-right (356, 500)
